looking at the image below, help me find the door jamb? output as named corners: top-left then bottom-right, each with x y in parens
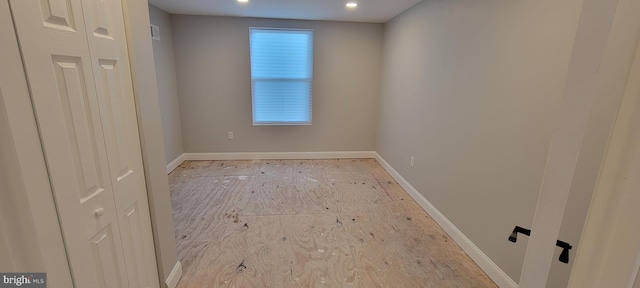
top-left (520, 0), bottom-right (640, 285)
top-left (568, 21), bottom-right (640, 288)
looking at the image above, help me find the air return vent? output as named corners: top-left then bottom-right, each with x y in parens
top-left (150, 24), bottom-right (160, 40)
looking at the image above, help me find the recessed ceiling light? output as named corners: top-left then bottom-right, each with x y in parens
top-left (238, 0), bottom-right (248, 3)
top-left (346, 2), bottom-right (358, 8)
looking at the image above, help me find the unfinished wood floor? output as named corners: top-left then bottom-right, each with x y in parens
top-left (169, 159), bottom-right (497, 288)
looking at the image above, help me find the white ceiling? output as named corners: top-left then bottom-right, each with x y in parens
top-left (148, 0), bottom-right (423, 23)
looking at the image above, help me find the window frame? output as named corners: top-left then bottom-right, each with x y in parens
top-left (249, 27), bottom-right (315, 126)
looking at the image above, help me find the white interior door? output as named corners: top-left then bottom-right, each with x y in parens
top-left (80, 0), bottom-right (159, 286)
top-left (9, 0), bottom-right (159, 287)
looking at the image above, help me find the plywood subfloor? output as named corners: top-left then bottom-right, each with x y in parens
top-left (169, 159), bottom-right (497, 288)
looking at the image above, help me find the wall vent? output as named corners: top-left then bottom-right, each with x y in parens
top-left (150, 24), bottom-right (160, 41)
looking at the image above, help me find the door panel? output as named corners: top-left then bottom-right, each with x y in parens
top-left (122, 203), bottom-right (150, 287)
top-left (50, 56), bottom-right (108, 201)
top-left (0, 1), bottom-right (74, 285)
top-left (39, 0), bottom-right (75, 30)
top-left (81, 0), bottom-right (159, 286)
top-left (90, 225), bottom-right (125, 288)
top-left (96, 58), bottom-right (133, 180)
top-left (89, 0), bottom-right (110, 38)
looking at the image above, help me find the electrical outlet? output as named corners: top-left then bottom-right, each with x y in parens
top-left (228, 132), bottom-right (234, 139)
top-left (410, 156), bottom-right (415, 167)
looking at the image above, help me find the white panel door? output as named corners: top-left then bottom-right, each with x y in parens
top-left (80, 0), bottom-right (159, 286)
top-left (10, 0), bottom-right (129, 287)
top-left (9, 0), bottom-right (159, 287)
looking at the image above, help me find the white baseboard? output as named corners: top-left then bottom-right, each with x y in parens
top-left (167, 153), bottom-right (186, 174)
top-left (374, 153), bottom-right (517, 288)
top-left (183, 151), bottom-right (376, 161)
top-left (165, 261), bottom-right (182, 288)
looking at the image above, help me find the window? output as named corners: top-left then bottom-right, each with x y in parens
top-left (250, 28), bottom-right (314, 125)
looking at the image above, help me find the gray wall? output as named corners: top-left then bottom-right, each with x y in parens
top-left (149, 5), bottom-right (184, 164)
top-left (171, 15), bottom-right (383, 153)
top-left (376, 0), bottom-right (587, 286)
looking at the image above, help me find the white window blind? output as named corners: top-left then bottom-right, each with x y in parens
top-left (250, 28), bottom-right (314, 125)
